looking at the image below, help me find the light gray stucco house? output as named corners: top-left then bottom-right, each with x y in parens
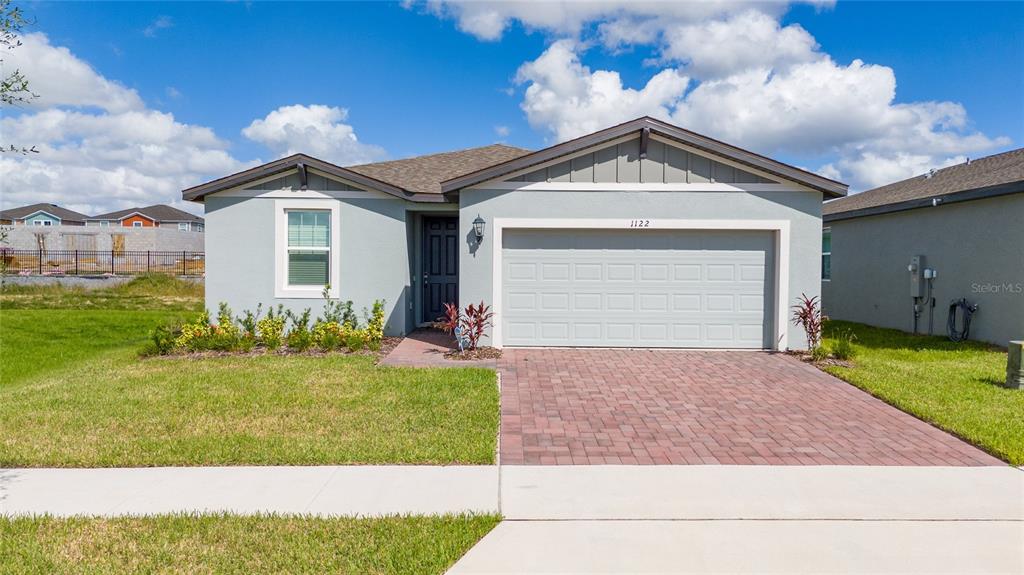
top-left (183, 117), bottom-right (847, 350)
top-left (822, 148), bottom-right (1023, 347)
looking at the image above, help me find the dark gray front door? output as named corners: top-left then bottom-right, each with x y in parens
top-left (422, 216), bottom-right (459, 323)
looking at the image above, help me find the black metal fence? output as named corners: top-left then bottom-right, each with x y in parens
top-left (0, 249), bottom-right (205, 276)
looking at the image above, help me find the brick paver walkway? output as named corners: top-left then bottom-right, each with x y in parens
top-left (498, 349), bottom-right (1002, 466)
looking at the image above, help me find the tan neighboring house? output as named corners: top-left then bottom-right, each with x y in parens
top-left (822, 148), bottom-right (1024, 346)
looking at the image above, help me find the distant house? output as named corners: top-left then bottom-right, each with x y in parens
top-left (86, 205), bottom-right (205, 232)
top-left (0, 203), bottom-right (89, 227)
top-left (822, 148), bottom-right (1024, 346)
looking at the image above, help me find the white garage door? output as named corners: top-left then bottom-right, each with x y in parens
top-left (501, 229), bottom-right (774, 348)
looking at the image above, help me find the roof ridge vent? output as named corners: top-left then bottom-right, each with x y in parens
top-left (925, 168), bottom-right (937, 179)
top-left (965, 157), bottom-right (971, 165)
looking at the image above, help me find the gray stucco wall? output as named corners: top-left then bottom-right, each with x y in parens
top-left (822, 193), bottom-right (1024, 347)
top-left (459, 189), bottom-right (824, 349)
top-left (204, 194), bottom-right (412, 336)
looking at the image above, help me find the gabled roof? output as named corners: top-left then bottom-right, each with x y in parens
top-left (0, 203), bottom-right (90, 223)
top-left (89, 204), bottom-right (204, 223)
top-left (824, 148), bottom-right (1024, 221)
top-left (346, 144), bottom-right (531, 196)
top-left (441, 117), bottom-right (849, 198)
top-left (182, 145), bottom-right (532, 202)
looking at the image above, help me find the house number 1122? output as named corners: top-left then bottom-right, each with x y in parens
top-left (629, 219), bottom-right (651, 228)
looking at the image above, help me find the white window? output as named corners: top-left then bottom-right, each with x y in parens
top-left (132, 221), bottom-right (143, 228)
top-left (274, 199), bottom-right (340, 298)
top-left (821, 227), bottom-right (832, 281)
top-left (32, 220), bottom-right (52, 226)
top-left (178, 222), bottom-right (189, 231)
top-left (100, 221), bottom-right (109, 227)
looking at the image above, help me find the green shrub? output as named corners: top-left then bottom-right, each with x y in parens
top-left (811, 345), bottom-right (830, 362)
top-left (214, 303), bottom-right (240, 338)
top-left (285, 308), bottom-right (314, 352)
top-left (257, 306), bottom-right (286, 350)
top-left (829, 328), bottom-right (858, 360)
top-left (149, 320), bottom-right (183, 355)
top-left (345, 331), bottom-right (367, 353)
top-left (365, 300), bottom-right (385, 344)
top-left (237, 304), bottom-right (263, 338)
top-left (174, 311), bottom-right (213, 351)
top-left (313, 321), bottom-right (343, 351)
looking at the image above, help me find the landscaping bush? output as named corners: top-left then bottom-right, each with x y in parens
top-left (144, 297), bottom-right (387, 356)
top-left (829, 328), bottom-right (858, 360)
top-left (257, 306), bottom-right (286, 350)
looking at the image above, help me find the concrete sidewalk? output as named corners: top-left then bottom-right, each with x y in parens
top-left (0, 466), bottom-right (498, 517)
top-left (448, 520), bottom-right (1024, 574)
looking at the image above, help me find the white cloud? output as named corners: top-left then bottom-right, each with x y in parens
top-left (5, 33), bottom-right (144, 113)
top-left (1, 35), bottom-right (389, 215)
top-left (143, 15), bottom-right (174, 38)
top-left (428, 2), bottom-right (1008, 190)
top-left (0, 33), bottom-right (248, 215)
top-left (494, 125), bottom-right (510, 137)
top-left (516, 40), bottom-right (688, 142)
top-left (242, 104), bottom-right (387, 165)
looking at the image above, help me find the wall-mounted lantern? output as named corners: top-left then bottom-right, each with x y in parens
top-left (472, 215), bottom-right (486, 240)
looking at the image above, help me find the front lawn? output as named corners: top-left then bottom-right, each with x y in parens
top-left (822, 321), bottom-right (1022, 465)
top-left (0, 513), bottom-right (498, 575)
top-left (0, 275), bottom-right (499, 467)
top-left (0, 352), bottom-right (498, 467)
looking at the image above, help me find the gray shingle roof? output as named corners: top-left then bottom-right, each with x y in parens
top-left (345, 144), bottom-right (532, 196)
top-left (0, 203), bottom-right (90, 223)
top-left (824, 148), bottom-right (1024, 216)
top-left (89, 204), bottom-right (203, 223)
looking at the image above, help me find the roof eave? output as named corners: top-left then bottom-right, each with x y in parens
top-left (440, 117), bottom-right (849, 198)
top-left (182, 154), bottom-right (417, 202)
top-left (824, 180), bottom-right (1024, 222)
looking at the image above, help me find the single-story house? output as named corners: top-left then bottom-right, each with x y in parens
top-left (184, 117), bottom-right (847, 350)
top-left (0, 203), bottom-right (89, 226)
top-left (87, 204), bottom-right (205, 232)
top-left (822, 148), bottom-right (1023, 347)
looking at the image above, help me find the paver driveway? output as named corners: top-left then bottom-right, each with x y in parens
top-left (498, 349), bottom-right (1002, 466)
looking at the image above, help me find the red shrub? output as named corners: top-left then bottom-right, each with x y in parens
top-left (791, 293), bottom-right (827, 349)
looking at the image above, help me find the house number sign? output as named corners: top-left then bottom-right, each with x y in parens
top-left (628, 219), bottom-right (652, 228)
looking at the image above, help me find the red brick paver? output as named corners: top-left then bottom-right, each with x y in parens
top-left (498, 349), bottom-right (1002, 466)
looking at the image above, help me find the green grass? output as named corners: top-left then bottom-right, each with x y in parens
top-left (0, 513), bottom-right (499, 574)
top-left (0, 275), bottom-right (499, 467)
top-left (0, 309), bottom-right (191, 385)
top-left (822, 320), bottom-right (1022, 465)
top-left (0, 352), bottom-right (498, 467)
top-left (1, 273), bottom-right (204, 311)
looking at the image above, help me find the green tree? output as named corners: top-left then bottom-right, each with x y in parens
top-left (1, 0), bottom-right (37, 154)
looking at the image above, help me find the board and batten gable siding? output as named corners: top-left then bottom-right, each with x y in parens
top-left (203, 169), bottom-right (413, 337)
top-left (508, 138), bottom-right (776, 185)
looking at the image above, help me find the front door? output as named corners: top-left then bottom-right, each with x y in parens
top-left (422, 216), bottom-right (459, 323)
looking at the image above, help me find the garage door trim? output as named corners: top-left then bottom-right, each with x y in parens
top-left (491, 218), bottom-right (791, 350)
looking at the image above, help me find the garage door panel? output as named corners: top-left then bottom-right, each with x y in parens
top-left (502, 229), bottom-right (772, 348)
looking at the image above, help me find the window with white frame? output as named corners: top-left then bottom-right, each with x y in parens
top-left (821, 227), bottom-right (832, 280)
top-left (286, 210), bottom-right (331, 286)
top-left (132, 221), bottom-right (143, 228)
top-left (178, 222), bottom-right (189, 231)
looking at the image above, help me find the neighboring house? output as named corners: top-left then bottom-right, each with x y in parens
top-left (184, 116), bottom-right (847, 349)
top-left (0, 203), bottom-right (89, 226)
top-left (87, 204), bottom-right (205, 232)
top-left (822, 148), bottom-right (1024, 347)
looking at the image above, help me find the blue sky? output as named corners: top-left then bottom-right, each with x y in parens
top-left (3, 1), bottom-right (1022, 214)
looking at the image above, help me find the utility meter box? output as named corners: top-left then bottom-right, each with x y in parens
top-left (909, 255), bottom-right (925, 298)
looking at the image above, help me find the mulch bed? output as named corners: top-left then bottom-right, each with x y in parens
top-left (146, 336), bottom-right (404, 361)
top-left (444, 347), bottom-right (502, 361)
top-left (786, 350), bottom-right (853, 369)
